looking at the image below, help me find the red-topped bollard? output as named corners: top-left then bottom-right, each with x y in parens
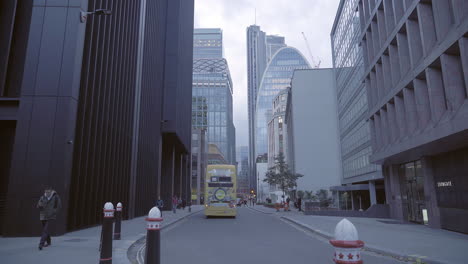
top-left (100, 202), bottom-right (114, 264)
top-left (145, 207), bottom-right (163, 264)
top-left (114, 202), bottom-right (122, 240)
top-left (329, 218), bottom-right (365, 264)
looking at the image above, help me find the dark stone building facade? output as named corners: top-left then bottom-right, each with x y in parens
top-left (358, 0), bottom-right (468, 233)
top-left (0, 0), bottom-right (194, 236)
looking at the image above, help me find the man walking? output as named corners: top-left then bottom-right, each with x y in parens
top-left (298, 197), bottom-right (302, 212)
top-left (156, 196), bottom-right (164, 217)
top-left (36, 187), bottom-right (62, 250)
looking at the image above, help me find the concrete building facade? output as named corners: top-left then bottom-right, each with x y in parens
top-left (358, 0), bottom-right (468, 233)
top-left (285, 69), bottom-right (342, 194)
top-left (268, 89), bottom-right (289, 168)
top-left (330, 0), bottom-right (385, 211)
top-left (0, 0), bottom-right (194, 235)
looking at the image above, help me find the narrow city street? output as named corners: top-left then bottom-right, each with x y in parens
top-left (135, 207), bottom-right (404, 264)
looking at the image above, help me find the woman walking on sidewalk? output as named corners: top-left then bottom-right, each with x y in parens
top-left (36, 186), bottom-right (62, 250)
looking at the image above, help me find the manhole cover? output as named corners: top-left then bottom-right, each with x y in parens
top-left (64, 238), bottom-right (88, 242)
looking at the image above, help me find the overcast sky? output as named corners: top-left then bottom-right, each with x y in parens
top-left (194, 0), bottom-right (341, 148)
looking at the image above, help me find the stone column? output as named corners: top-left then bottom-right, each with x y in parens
top-left (440, 54), bottom-right (466, 111)
top-left (458, 37), bottom-right (468, 96)
top-left (369, 180), bottom-right (377, 205)
top-left (413, 78), bottom-right (432, 130)
top-left (374, 113), bottom-right (382, 151)
top-left (425, 67), bottom-right (447, 122)
top-left (394, 94), bottom-right (407, 139)
top-left (403, 87), bottom-right (418, 134)
top-left (386, 102), bottom-right (398, 143)
top-left (388, 165), bottom-right (405, 221)
top-left (421, 157), bottom-right (441, 228)
top-left (380, 108), bottom-right (389, 148)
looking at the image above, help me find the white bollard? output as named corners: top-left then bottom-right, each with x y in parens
top-left (329, 218), bottom-right (364, 264)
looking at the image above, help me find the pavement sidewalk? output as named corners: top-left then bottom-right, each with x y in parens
top-left (0, 205), bottom-right (204, 264)
top-left (248, 203), bottom-right (304, 215)
top-left (281, 214), bottom-right (468, 264)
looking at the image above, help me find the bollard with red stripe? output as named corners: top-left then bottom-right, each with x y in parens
top-left (145, 207), bottom-right (163, 264)
top-left (329, 218), bottom-right (365, 264)
top-left (100, 202), bottom-right (114, 264)
top-left (114, 202), bottom-right (122, 240)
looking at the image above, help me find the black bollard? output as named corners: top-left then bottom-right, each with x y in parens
top-left (100, 202), bottom-right (114, 264)
top-left (145, 207), bottom-right (162, 264)
top-left (114, 202), bottom-right (122, 240)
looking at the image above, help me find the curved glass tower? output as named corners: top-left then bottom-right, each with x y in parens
top-left (255, 47), bottom-right (310, 158)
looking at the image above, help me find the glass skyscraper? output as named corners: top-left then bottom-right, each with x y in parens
top-left (192, 58), bottom-right (235, 164)
top-left (255, 47), bottom-right (310, 158)
top-left (246, 25), bottom-right (287, 191)
top-left (246, 25), bottom-right (267, 191)
top-left (266, 35), bottom-right (286, 62)
top-left (193, 28), bottom-right (223, 59)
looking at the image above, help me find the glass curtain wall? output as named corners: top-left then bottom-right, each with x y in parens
top-left (255, 47), bottom-right (310, 158)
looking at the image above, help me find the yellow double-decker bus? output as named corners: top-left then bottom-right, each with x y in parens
top-left (205, 164), bottom-right (237, 217)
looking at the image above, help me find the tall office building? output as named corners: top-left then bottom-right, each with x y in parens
top-left (236, 146), bottom-right (250, 195)
top-left (192, 58), bottom-right (236, 164)
top-left (359, 0), bottom-right (468, 232)
top-left (246, 25), bottom-right (287, 193)
top-left (267, 89), bottom-right (289, 168)
top-left (266, 35), bottom-right (286, 62)
top-left (246, 25), bottom-right (267, 192)
top-left (193, 28), bottom-right (223, 59)
top-left (285, 69), bottom-right (342, 194)
top-left (0, 0), bottom-right (194, 235)
top-left (255, 47), bottom-right (310, 158)
top-left (330, 0), bottom-right (384, 212)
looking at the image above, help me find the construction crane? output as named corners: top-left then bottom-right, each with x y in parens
top-left (301, 32), bottom-right (321, 68)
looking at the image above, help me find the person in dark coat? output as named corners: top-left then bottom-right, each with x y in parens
top-left (36, 187), bottom-right (62, 250)
top-left (156, 196), bottom-right (164, 217)
top-left (298, 197), bottom-right (302, 212)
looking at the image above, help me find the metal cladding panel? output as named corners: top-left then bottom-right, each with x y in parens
top-left (134, 0), bottom-right (168, 217)
top-left (162, 0), bottom-right (194, 153)
top-left (67, 0), bottom-right (141, 230)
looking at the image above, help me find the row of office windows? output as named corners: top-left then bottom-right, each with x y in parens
top-left (339, 89), bottom-right (368, 135)
top-left (341, 119), bottom-right (370, 158)
top-left (342, 146), bottom-right (378, 179)
top-left (332, 0), bottom-right (360, 68)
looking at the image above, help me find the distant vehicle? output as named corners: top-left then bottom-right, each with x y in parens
top-left (205, 164), bottom-right (237, 217)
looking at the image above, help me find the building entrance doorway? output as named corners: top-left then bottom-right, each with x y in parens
top-left (399, 160), bottom-right (426, 223)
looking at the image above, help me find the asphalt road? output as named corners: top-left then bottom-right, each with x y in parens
top-left (141, 207), bottom-right (404, 264)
